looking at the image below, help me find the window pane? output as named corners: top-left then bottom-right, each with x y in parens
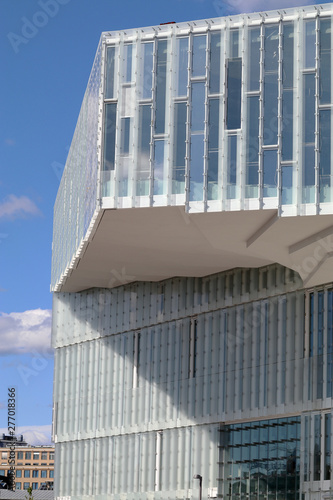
top-left (137, 105), bottom-right (151, 196)
top-left (176, 38), bottom-right (188, 97)
top-left (120, 117), bottom-right (130, 155)
top-left (305, 20), bottom-right (316, 68)
top-left (105, 46), bottom-right (116, 99)
top-left (209, 32), bottom-right (221, 94)
top-left (283, 22), bottom-right (294, 89)
top-left (227, 135), bottom-right (237, 199)
top-left (248, 27), bottom-right (260, 91)
top-left (155, 39), bottom-right (168, 134)
top-left (264, 73), bottom-right (278, 145)
top-left (191, 82), bottom-right (205, 132)
top-left (314, 414), bottom-right (321, 481)
top-left (325, 414), bottom-right (331, 480)
top-left (320, 109), bottom-right (331, 202)
top-left (141, 42), bottom-right (153, 99)
top-left (172, 102), bottom-right (187, 194)
top-left (208, 99), bottom-right (220, 200)
top-left (282, 90), bottom-right (293, 161)
top-left (123, 43), bottom-right (132, 82)
top-left (153, 140), bottom-right (165, 196)
top-left (103, 103), bottom-right (117, 171)
top-left (226, 58), bottom-right (242, 130)
top-left (303, 73), bottom-right (315, 203)
top-left (246, 96), bottom-right (259, 197)
top-left (192, 35), bottom-right (206, 77)
top-left (190, 134), bottom-right (204, 201)
top-left (320, 19), bottom-right (331, 104)
top-left (281, 166), bottom-right (293, 204)
top-left (230, 29), bottom-right (239, 58)
top-left (264, 25), bottom-right (279, 72)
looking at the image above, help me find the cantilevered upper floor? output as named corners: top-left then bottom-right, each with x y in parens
top-left (52, 3), bottom-right (333, 292)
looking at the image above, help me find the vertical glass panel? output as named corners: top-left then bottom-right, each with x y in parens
top-left (303, 73), bottom-right (316, 203)
top-left (317, 292), bottom-right (324, 399)
top-left (248, 27), bottom-right (260, 92)
top-left (226, 58), bottom-right (242, 130)
top-left (137, 105), bottom-right (151, 196)
top-left (141, 42), bottom-right (154, 99)
top-left (319, 109), bottom-right (331, 203)
top-left (328, 290), bottom-right (333, 398)
top-left (304, 416), bottom-right (310, 481)
top-left (208, 98), bottom-right (220, 200)
top-left (314, 414), bottom-right (321, 481)
top-left (153, 140), bottom-right (165, 195)
top-left (227, 135), bottom-right (237, 199)
top-left (155, 39), bottom-right (168, 134)
top-left (209, 32), bottom-right (221, 94)
top-left (264, 73), bottom-right (278, 145)
top-left (230, 29), bottom-right (239, 58)
top-left (320, 19), bottom-right (331, 104)
top-left (120, 117), bottom-right (130, 155)
top-left (103, 103), bottom-right (117, 171)
top-left (190, 134), bottom-right (204, 201)
top-left (172, 102), bottom-right (187, 194)
top-left (118, 156), bottom-right (130, 197)
top-left (192, 35), bottom-right (206, 77)
top-left (305, 20), bottom-right (316, 68)
top-left (124, 43), bottom-right (132, 82)
top-left (281, 165), bottom-right (293, 204)
top-left (325, 414), bottom-right (331, 480)
top-left (264, 25), bottom-right (279, 72)
top-left (105, 46), bottom-right (116, 99)
top-left (283, 23), bottom-right (294, 89)
top-left (282, 90), bottom-right (293, 161)
top-left (176, 37), bottom-right (188, 97)
top-left (246, 96), bottom-right (259, 197)
top-left (263, 150), bottom-right (278, 197)
top-left (191, 82), bottom-right (205, 132)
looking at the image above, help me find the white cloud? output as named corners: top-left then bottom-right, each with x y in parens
top-left (0, 194), bottom-right (41, 220)
top-left (214, 0), bottom-right (313, 15)
top-left (0, 309), bottom-right (52, 356)
top-left (0, 425), bottom-right (52, 446)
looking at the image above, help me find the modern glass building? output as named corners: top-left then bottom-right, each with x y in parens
top-left (52, 4), bottom-right (333, 499)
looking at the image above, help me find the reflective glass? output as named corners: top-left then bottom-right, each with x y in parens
top-left (191, 82), bottom-right (205, 132)
top-left (328, 291), bottom-right (333, 398)
top-left (230, 29), bottom-right (239, 58)
top-left (320, 19), bottom-right (331, 104)
top-left (105, 46), bottom-right (116, 99)
top-left (176, 37), bottom-right (188, 97)
top-left (137, 105), bottom-right (151, 196)
top-left (319, 109), bottom-right (331, 203)
top-left (208, 98), bottom-right (220, 200)
top-left (264, 73), bottom-right (278, 145)
top-left (226, 58), bottom-right (242, 130)
top-left (172, 102), bottom-right (187, 194)
top-left (190, 134), bottom-right (204, 201)
top-left (248, 27), bottom-right (260, 91)
top-left (325, 414), bottom-right (331, 480)
top-left (141, 42), bottom-right (154, 99)
top-left (155, 39), bottom-right (168, 134)
top-left (305, 20), bottom-right (316, 68)
top-left (314, 414), bottom-right (321, 481)
top-left (282, 90), bottom-right (293, 161)
top-left (303, 73), bottom-right (316, 203)
top-left (283, 23), bottom-right (294, 89)
top-left (103, 103), bottom-right (117, 171)
top-left (192, 35), bottom-right (206, 77)
top-left (263, 150), bottom-right (277, 197)
top-left (153, 140), bottom-right (165, 195)
top-left (124, 43), bottom-right (132, 82)
top-left (246, 96), bottom-right (259, 197)
top-left (281, 165), bottom-right (293, 204)
top-left (120, 117), bottom-right (130, 155)
top-left (227, 135), bottom-right (237, 199)
top-left (264, 25), bottom-right (279, 72)
top-left (209, 32), bottom-right (221, 94)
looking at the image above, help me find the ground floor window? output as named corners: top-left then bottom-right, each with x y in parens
top-left (218, 416), bottom-right (301, 499)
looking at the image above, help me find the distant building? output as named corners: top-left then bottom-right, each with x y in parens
top-left (0, 436), bottom-right (27, 449)
top-left (0, 445), bottom-right (54, 491)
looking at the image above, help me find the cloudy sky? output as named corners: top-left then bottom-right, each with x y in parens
top-left (0, 0), bottom-right (326, 445)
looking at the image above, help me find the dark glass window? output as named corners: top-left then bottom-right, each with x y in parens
top-left (226, 58), bottom-right (242, 130)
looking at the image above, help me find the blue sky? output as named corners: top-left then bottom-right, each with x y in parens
top-left (0, 0), bottom-right (326, 445)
